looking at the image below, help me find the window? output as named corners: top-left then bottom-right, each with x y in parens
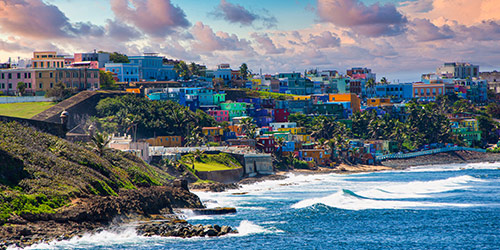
top-left (39, 83), bottom-right (43, 89)
top-left (50, 82), bottom-right (53, 88)
top-left (24, 73), bottom-right (27, 78)
top-left (40, 62), bottom-right (44, 68)
top-left (439, 88), bottom-right (442, 94)
top-left (49, 72), bottom-right (53, 78)
top-left (28, 73), bottom-right (31, 78)
top-left (66, 72), bottom-right (70, 78)
top-left (28, 83), bottom-right (31, 88)
top-left (59, 72), bottom-right (62, 78)
top-left (38, 72), bottom-right (42, 78)
top-left (17, 73), bottom-right (20, 79)
top-left (8, 73), bottom-right (11, 79)
top-left (1, 73), bottom-right (3, 79)
top-left (8, 83), bottom-right (12, 89)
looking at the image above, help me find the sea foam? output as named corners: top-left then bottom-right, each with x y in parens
top-left (291, 189), bottom-right (475, 210)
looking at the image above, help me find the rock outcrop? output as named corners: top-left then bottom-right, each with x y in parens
top-left (137, 219), bottom-right (238, 238)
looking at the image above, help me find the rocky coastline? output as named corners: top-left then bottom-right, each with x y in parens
top-left (0, 184), bottom-right (237, 249)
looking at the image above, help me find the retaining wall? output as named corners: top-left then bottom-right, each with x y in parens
top-left (196, 168), bottom-right (244, 183)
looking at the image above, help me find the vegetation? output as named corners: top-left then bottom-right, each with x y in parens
top-left (101, 51), bottom-right (129, 63)
top-left (17, 82), bottom-right (26, 96)
top-left (180, 153), bottom-right (241, 172)
top-left (94, 95), bottom-right (218, 139)
top-left (174, 61), bottom-right (205, 80)
top-left (45, 82), bottom-right (76, 101)
top-left (0, 102), bottom-right (56, 118)
top-left (239, 63), bottom-right (249, 80)
top-left (0, 121), bottom-right (173, 224)
top-left (244, 89), bottom-right (295, 100)
top-left (99, 70), bottom-right (119, 90)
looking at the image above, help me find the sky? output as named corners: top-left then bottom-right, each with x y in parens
top-left (0, 0), bottom-right (499, 82)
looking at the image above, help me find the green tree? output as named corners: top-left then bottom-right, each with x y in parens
top-left (239, 63), bottom-right (249, 80)
top-left (104, 52), bottom-right (129, 63)
top-left (16, 82), bottom-right (26, 96)
top-left (240, 117), bottom-right (257, 139)
top-left (174, 61), bottom-right (190, 80)
top-left (478, 115), bottom-right (498, 144)
top-left (45, 82), bottom-right (75, 101)
top-left (99, 70), bottom-right (119, 90)
top-left (90, 132), bottom-right (111, 156)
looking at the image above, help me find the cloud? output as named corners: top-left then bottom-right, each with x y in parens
top-left (317, 0), bottom-right (408, 37)
top-left (0, 0), bottom-right (99, 39)
top-left (191, 22), bottom-right (251, 53)
top-left (105, 19), bottom-right (142, 41)
top-left (251, 33), bottom-right (285, 54)
top-left (410, 18), bottom-right (454, 42)
top-left (210, 0), bottom-right (277, 28)
top-left (453, 20), bottom-right (500, 41)
top-left (0, 40), bottom-right (30, 52)
top-left (399, 0), bottom-right (434, 14)
top-left (308, 31), bottom-right (341, 48)
top-left (110, 0), bottom-right (190, 37)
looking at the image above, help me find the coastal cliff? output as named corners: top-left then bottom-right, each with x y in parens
top-left (0, 121), bottom-right (204, 248)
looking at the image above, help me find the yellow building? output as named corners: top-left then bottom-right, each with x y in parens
top-left (293, 95), bottom-right (311, 101)
top-left (146, 136), bottom-right (182, 147)
top-left (32, 51), bottom-right (65, 69)
top-left (328, 93), bottom-right (361, 113)
top-left (202, 127), bottom-right (224, 136)
top-left (33, 68), bottom-right (100, 93)
top-left (367, 98), bottom-right (392, 107)
top-left (278, 127), bottom-right (306, 135)
top-left (294, 134), bottom-right (311, 143)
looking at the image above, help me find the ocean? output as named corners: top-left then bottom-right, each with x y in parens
top-left (23, 162), bottom-right (500, 250)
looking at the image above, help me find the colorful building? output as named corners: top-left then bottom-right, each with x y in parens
top-left (298, 149), bottom-right (331, 166)
top-left (207, 110), bottom-right (229, 122)
top-left (146, 136), bottom-right (182, 147)
top-left (202, 127), bottom-right (224, 142)
top-left (329, 93), bottom-right (361, 113)
top-left (220, 102), bottom-right (250, 119)
top-left (32, 51), bottom-right (65, 69)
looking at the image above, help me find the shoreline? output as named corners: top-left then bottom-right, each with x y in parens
top-left (191, 151), bottom-right (500, 192)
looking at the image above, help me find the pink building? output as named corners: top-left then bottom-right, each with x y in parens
top-left (0, 69), bottom-right (36, 95)
top-left (207, 110), bottom-right (229, 122)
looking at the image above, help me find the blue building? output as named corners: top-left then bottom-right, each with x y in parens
top-left (104, 63), bottom-right (140, 83)
top-left (129, 54), bottom-right (177, 81)
top-left (373, 83), bottom-right (413, 100)
top-left (214, 64), bottom-right (232, 84)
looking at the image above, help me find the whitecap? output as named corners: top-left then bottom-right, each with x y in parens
top-left (291, 189), bottom-right (476, 210)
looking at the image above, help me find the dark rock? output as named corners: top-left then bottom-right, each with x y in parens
top-left (192, 207), bottom-right (237, 215)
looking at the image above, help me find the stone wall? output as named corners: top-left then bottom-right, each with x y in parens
top-left (0, 115), bottom-right (67, 138)
top-left (196, 168), bottom-right (244, 183)
top-left (32, 91), bottom-right (131, 130)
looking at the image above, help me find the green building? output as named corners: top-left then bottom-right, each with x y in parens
top-left (219, 102), bottom-right (252, 119)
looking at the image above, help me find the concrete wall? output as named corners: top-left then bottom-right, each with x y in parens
top-left (0, 96), bottom-right (53, 104)
top-left (0, 115), bottom-right (67, 138)
top-left (196, 168), bottom-right (244, 183)
top-left (243, 154), bottom-right (274, 177)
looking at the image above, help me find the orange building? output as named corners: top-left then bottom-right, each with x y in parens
top-left (299, 149), bottom-right (331, 166)
top-left (367, 98), bottom-right (392, 107)
top-left (228, 125), bottom-right (243, 135)
top-left (328, 93), bottom-right (361, 113)
top-left (146, 136), bottom-right (182, 147)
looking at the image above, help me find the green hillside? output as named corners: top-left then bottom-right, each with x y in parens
top-left (0, 121), bottom-right (174, 224)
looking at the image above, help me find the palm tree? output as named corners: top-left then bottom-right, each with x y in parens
top-left (91, 132), bottom-right (111, 156)
top-left (240, 117), bottom-right (256, 139)
top-left (380, 77), bottom-right (388, 85)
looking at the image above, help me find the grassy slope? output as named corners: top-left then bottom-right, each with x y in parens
top-left (0, 121), bottom-right (174, 224)
top-left (181, 153), bottom-right (242, 172)
top-left (0, 102), bottom-right (55, 118)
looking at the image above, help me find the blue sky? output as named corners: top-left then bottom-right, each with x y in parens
top-left (0, 0), bottom-right (499, 82)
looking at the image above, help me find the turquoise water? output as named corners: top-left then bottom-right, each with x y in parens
top-left (25, 162), bottom-right (500, 250)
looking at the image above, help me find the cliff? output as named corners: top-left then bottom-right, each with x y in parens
top-left (0, 121), bottom-right (203, 248)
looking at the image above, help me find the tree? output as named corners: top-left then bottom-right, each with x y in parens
top-left (380, 77), bottom-right (388, 85)
top-left (174, 61), bottom-right (190, 80)
top-left (45, 82), bottom-right (75, 101)
top-left (478, 115), bottom-right (498, 144)
top-left (17, 82), bottom-right (26, 96)
top-left (99, 70), bottom-right (118, 90)
top-left (91, 132), bottom-right (111, 156)
top-left (239, 63), bottom-right (249, 80)
top-left (240, 117), bottom-right (257, 139)
top-left (104, 52), bottom-right (129, 63)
